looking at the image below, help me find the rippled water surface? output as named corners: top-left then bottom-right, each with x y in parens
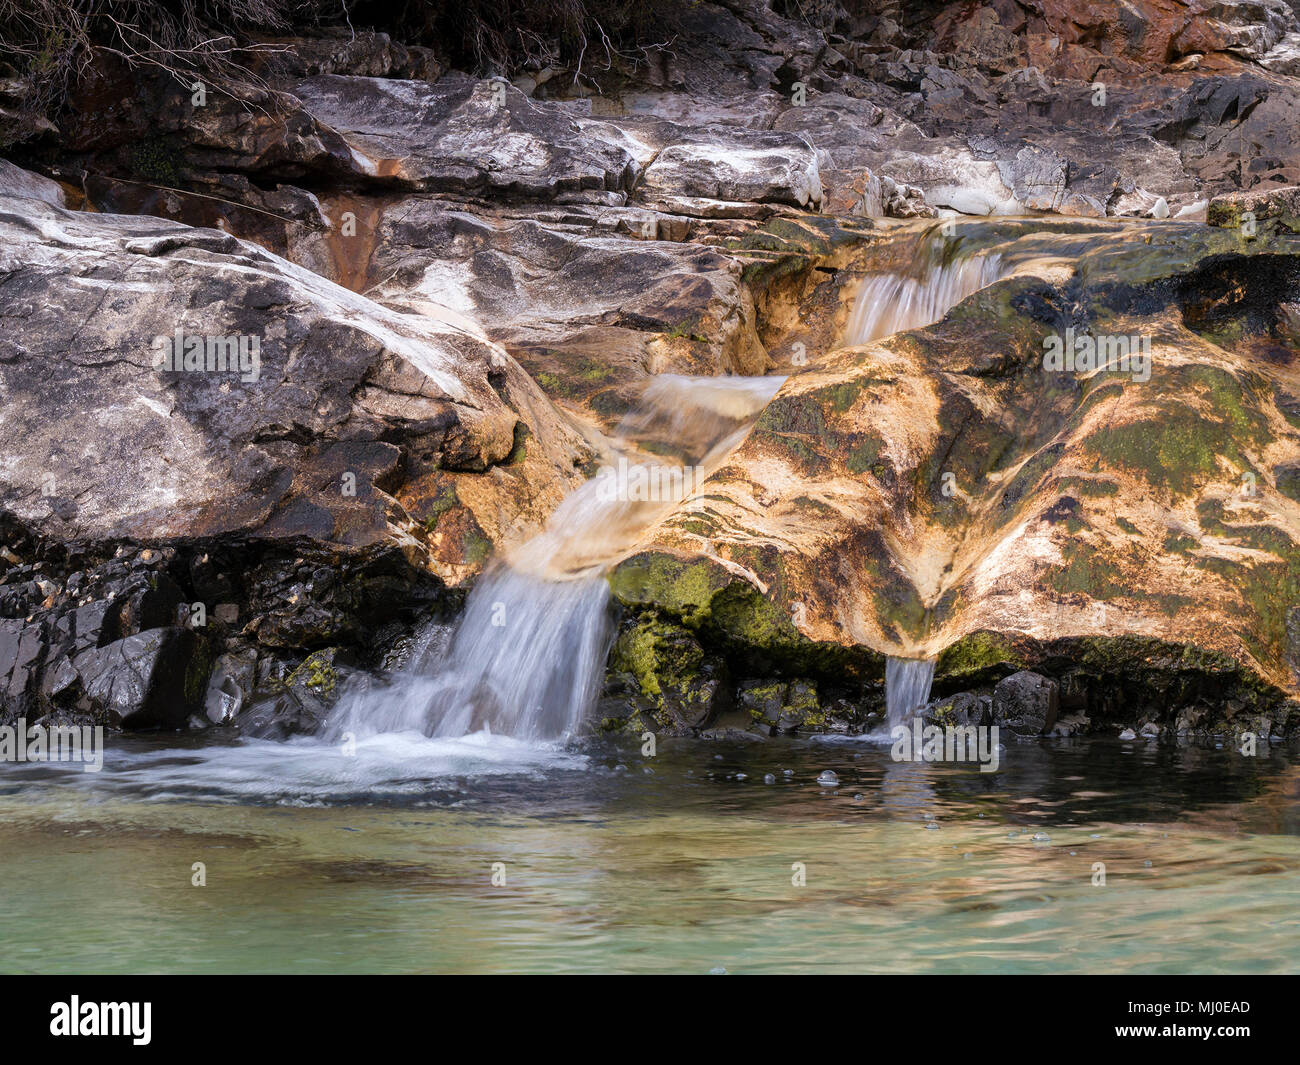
top-left (2, 733), bottom-right (1298, 974)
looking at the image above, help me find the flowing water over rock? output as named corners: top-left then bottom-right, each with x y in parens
top-left (326, 373), bottom-right (784, 743)
top-left (7, 1), bottom-right (1300, 983)
top-left (885, 656), bottom-right (938, 729)
top-left (844, 233), bottom-right (1004, 346)
top-left (848, 233), bottom-right (1003, 686)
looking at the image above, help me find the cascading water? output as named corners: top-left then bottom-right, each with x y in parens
top-left (844, 232), bottom-right (1004, 346)
top-left (330, 228), bottom-right (1003, 747)
top-left (326, 373), bottom-right (784, 744)
top-left (845, 226), bottom-right (1000, 727)
top-left (884, 656), bottom-right (937, 729)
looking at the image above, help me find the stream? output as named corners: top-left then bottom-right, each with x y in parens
top-left (3, 222), bottom-right (1297, 975)
top-left (1, 734), bottom-right (1297, 973)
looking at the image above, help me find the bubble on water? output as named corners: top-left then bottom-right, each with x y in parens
top-left (962, 853), bottom-right (972, 859)
top-left (1031, 832), bottom-right (1050, 842)
top-left (923, 812), bottom-right (935, 820)
top-left (1070, 851), bottom-right (1077, 856)
top-left (643, 766), bottom-right (654, 775)
top-left (782, 769), bottom-right (794, 777)
top-left (714, 755), bottom-right (724, 761)
top-left (1144, 860), bottom-right (1153, 867)
top-left (853, 793), bottom-right (863, 801)
top-left (735, 772), bottom-right (747, 780)
top-left (763, 773), bottom-right (776, 784)
top-left (709, 966), bottom-right (727, 975)
top-left (925, 822), bottom-right (940, 831)
top-left (817, 770), bottom-right (839, 786)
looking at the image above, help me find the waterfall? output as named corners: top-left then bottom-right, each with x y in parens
top-left (844, 240), bottom-right (1004, 347)
top-left (885, 656), bottom-right (937, 730)
top-left (847, 232), bottom-right (998, 710)
top-left (327, 233), bottom-right (1000, 747)
top-left (326, 373), bottom-right (784, 744)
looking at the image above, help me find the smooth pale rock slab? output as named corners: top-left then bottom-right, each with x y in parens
top-left (871, 145), bottom-right (1021, 215)
top-left (1260, 30), bottom-right (1300, 74)
top-left (0, 159), bottom-right (65, 206)
top-left (589, 91), bottom-right (787, 130)
top-left (293, 73), bottom-right (641, 197)
top-left (970, 137), bottom-right (1070, 213)
top-left (0, 193), bottom-right (589, 559)
top-left (338, 198), bottom-right (770, 432)
top-left (1184, 0), bottom-right (1297, 61)
top-left (638, 130), bottom-right (824, 214)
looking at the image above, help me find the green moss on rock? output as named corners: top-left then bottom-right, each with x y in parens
top-left (937, 630), bottom-right (1028, 685)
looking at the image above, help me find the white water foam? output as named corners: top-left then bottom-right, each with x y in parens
top-left (885, 656), bottom-right (937, 729)
top-left (0, 730), bottom-right (589, 805)
top-left (845, 248), bottom-right (1004, 346)
top-left (326, 373), bottom-right (785, 745)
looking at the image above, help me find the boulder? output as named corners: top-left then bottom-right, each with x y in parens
top-left (72, 628), bottom-right (211, 730)
top-left (1208, 184), bottom-right (1300, 232)
top-left (236, 647), bottom-right (348, 739)
top-left (610, 615), bottom-right (729, 733)
top-left (925, 691), bottom-right (993, 728)
top-left (610, 217), bottom-right (1300, 714)
top-left (293, 74), bottom-right (640, 197)
top-left (638, 131), bottom-right (824, 214)
top-left (0, 175), bottom-right (591, 580)
top-left (739, 677), bottom-right (824, 733)
top-left (992, 672), bottom-right (1060, 737)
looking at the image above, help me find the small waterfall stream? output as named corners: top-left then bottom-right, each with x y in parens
top-left (327, 373), bottom-right (784, 743)
top-left (331, 228), bottom-right (1006, 746)
top-left (885, 657), bottom-right (938, 729)
top-left (849, 230), bottom-right (1002, 719)
top-left (845, 236), bottom-right (1003, 347)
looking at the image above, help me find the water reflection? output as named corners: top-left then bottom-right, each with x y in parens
top-left (0, 735), bottom-right (1297, 973)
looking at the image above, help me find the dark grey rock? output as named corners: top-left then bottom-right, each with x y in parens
top-left (993, 671), bottom-right (1059, 737)
top-left (924, 691), bottom-right (992, 728)
top-left (72, 627), bottom-right (211, 729)
top-left (235, 647), bottom-right (349, 739)
top-left (738, 677), bottom-right (824, 733)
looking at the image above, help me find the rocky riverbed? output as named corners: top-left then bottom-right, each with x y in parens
top-left (2, 0), bottom-right (1300, 746)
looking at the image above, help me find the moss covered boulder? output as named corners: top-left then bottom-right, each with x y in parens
top-left (608, 218), bottom-right (1300, 726)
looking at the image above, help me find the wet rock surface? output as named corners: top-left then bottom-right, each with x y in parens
top-left (4, 2), bottom-right (1300, 739)
top-left (606, 218), bottom-right (1300, 738)
top-left (993, 671), bottom-right (1061, 737)
top-left (0, 512), bottom-right (449, 733)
